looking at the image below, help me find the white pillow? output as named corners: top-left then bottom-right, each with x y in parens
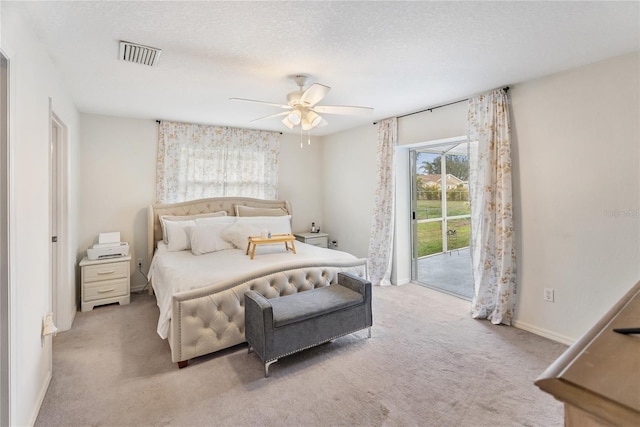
top-left (220, 215), bottom-right (292, 249)
top-left (187, 224), bottom-right (235, 255)
top-left (160, 211), bottom-right (226, 243)
top-left (235, 215), bottom-right (292, 234)
top-left (164, 219), bottom-right (196, 251)
top-left (195, 215), bottom-right (235, 226)
top-left (220, 222), bottom-right (260, 249)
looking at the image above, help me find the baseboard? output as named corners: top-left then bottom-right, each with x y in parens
top-left (28, 369), bottom-right (51, 426)
top-left (513, 320), bottom-right (575, 346)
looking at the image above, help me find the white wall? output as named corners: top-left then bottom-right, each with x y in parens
top-left (321, 125), bottom-right (378, 258)
top-left (397, 101), bottom-right (468, 146)
top-left (78, 116), bottom-right (324, 291)
top-left (277, 133), bottom-right (324, 233)
top-left (78, 115), bottom-right (157, 290)
top-left (322, 53), bottom-right (639, 343)
top-left (510, 52), bottom-right (640, 343)
top-left (2, 5), bottom-right (80, 425)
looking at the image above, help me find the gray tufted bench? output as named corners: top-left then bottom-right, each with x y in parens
top-left (244, 272), bottom-right (372, 377)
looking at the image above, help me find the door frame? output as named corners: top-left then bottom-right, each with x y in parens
top-left (49, 101), bottom-right (70, 331)
top-left (410, 136), bottom-right (469, 282)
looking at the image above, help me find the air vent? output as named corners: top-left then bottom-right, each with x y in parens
top-left (118, 41), bottom-right (161, 67)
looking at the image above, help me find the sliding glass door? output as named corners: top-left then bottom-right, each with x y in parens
top-left (410, 139), bottom-right (473, 299)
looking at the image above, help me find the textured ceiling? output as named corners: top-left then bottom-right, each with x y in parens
top-left (13, 1), bottom-right (640, 136)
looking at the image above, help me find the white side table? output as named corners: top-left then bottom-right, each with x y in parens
top-left (294, 232), bottom-right (329, 248)
top-left (80, 255), bottom-right (131, 312)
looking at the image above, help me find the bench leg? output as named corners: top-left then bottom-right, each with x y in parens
top-left (368, 327), bottom-right (372, 338)
top-left (248, 344), bottom-right (253, 354)
top-left (265, 359), bottom-right (278, 378)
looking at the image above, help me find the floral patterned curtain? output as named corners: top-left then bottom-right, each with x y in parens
top-left (367, 118), bottom-right (398, 286)
top-left (468, 89), bottom-right (516, 325)
top-left (156, 121), bottom-right (280, 204)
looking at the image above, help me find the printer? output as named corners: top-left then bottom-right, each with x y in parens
top-left (87, 232), bottom-right (130, 260)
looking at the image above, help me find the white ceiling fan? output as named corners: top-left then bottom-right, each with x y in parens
top-left (230, 74), bottom-right (373, 131)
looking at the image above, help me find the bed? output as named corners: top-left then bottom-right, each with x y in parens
top-left (147, 196), bottom-right (367, 368)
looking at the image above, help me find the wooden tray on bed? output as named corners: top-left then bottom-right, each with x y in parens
top-left (246, 234), bottom-right (296, 259)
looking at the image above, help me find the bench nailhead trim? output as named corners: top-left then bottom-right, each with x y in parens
top-left (264, 327), bottom-right (370, 363)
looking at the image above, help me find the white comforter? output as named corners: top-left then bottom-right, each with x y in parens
top-left (149, 242), bottom-right (360, 338)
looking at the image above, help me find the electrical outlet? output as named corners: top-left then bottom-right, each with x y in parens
top-left (137, 258), bottom-right (143, 268)
top-left (544, 288), bottom-right (555, 302)
top-left (332, 240), bottom-right (338, 248)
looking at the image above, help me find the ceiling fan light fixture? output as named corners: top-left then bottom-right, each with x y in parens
top-left (287, 109), bottom-right (302, 125)
top-left (306, 111), bottom-right (322, 128)
top-left (302, 111), bottom-right (322, 130)
top-left (281, 116), bottom-right (295, 129)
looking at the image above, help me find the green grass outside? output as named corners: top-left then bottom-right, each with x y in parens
top-left (416, 200), bottom-right (470, 220)
top-left (416, 218), bottom-right (471, 257)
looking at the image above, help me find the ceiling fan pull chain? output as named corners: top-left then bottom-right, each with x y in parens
top-left (300, 127), bottom-right (303, 148)
top-left (308, 131), bottom-right (311, 146)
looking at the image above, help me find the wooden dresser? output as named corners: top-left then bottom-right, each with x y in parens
top-left (535, 281), bottom-right (640, 426)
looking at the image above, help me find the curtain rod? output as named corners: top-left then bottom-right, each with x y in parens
top-left (155, 119), bottom-right (282, 134)
top-left (373, 86), bottom-right (509, 125)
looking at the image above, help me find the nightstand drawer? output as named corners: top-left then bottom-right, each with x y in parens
top-left (83, 262), bottom-right (128, 283)
top-left (84, 278), bottom-right (129, 301)
top-left (304, 236), bottom-right (328, 248)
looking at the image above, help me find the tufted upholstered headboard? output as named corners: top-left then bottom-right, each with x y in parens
top-left (147, 197), bottom-right (292, 263)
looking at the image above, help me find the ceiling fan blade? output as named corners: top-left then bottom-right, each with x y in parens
top-left (299, 83), bottom-right (330, 107)
top-left (312, 105), bottom-right (374, 116)
top-left (229, 98), bottom-right (290, 109)
top-left (249, 111), bottom-right (290, 122)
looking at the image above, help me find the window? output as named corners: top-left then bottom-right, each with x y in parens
top-left (156, 121), bottom-right (280, 204)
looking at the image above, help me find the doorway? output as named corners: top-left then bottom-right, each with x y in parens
top-left (49, 109), bottom-right (67, 327)
top-left (410, 138), bottom-right (473, 299)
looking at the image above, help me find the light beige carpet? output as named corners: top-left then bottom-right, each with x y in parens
top-left (36, 283), bottom-right (567, 426)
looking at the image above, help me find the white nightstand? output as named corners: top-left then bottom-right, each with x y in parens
top-left (79, 255), bottom-right (131, 312)
top-left (294, 232), bottom-right (329, 248)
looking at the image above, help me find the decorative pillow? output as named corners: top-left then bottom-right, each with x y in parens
top-left (220, 222), bottom-right (261, 249)
top-left (194, 215), bottom-right (235, 226)
top-left (160, 211), bottom-right (226, 243)
top-left (187, 224), bottom-right (235, 255)
top-left (234, 205), bottom-right (288, 217)
top-left (235, 215), bottom-right (292, 234)
top-left (164, 219), bottom-right (196, 252)
top-left (220, 215), bottom-right (292, 249)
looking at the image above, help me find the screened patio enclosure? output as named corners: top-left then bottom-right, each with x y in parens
top-left (410, 139), bottom-right (473, 300)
